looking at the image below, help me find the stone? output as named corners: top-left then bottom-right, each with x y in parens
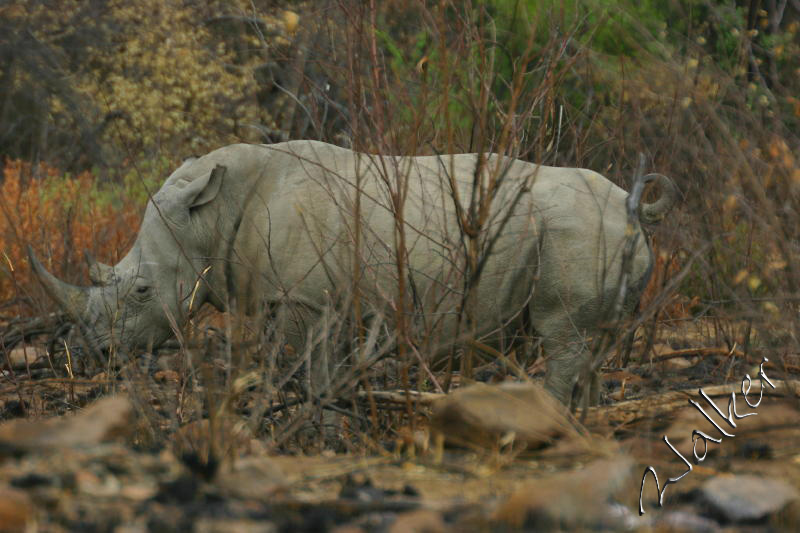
top-left (492, 456), bottom-right (634, 529)
top-left (5, 345), bottom-right (46, 370)
top-left (0, 395), bottom-right (133, 453)
top-left (429, 382), bottom-right (578, 450)
top-left (388, 509), bottom-right (447, 533)
top-left (700, 474), bottom-right (799, 522)
top-left (0, 485), bottom-right (34, 532)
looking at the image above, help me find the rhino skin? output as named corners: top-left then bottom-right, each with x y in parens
top-left (29, 140), bottom-right (678, 405)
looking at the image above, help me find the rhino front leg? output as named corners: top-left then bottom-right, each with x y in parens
top-left (274, 302), bottom-right (335, 400)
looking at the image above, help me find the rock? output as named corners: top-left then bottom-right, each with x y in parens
top-left (0, 485), bottom-right (34, 532)
top-left (119, 483), bottom-right (158, 502)
top-left (193, 518), bottom-right (277, 533)
top-left (75, 468), bottom-right (119, 497)
top-left (114, 522), bottom-right (149, 533)
top-left (339, 473), bottom-right (384, 502)
top-left (492, 456), bottom-right (634, 529)
top-left (388, 509), bottom-right (447, 533)
top-left (429, 382), bottom-right (578, 450)
top-left (0, 395), bottom-right (133, 454)
top-left (153, 369), bottom-right (180, 383)
top-left (214, 456), bottom-right (286, 500)
top-left (172, 418), bottom-right (260, 477)
top-left (654, 510), bottom-right (720, 532)
top-left (330, 526), bottom-right (366, 533)
top-left (664, 401), bottom-right (800, 455)
top-left (700, 474), bottom-right (799, 522)
top-left (5, 345), bottom-right (46, 370)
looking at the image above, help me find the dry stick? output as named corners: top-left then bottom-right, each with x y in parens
top-left (466, 339), bottom-right (528, 380)
top-left (651, 346), bottom-right (747, 362)
top-left (12, 377), bottom-right (114, 386)
top-left (649, 346), bottom-right (800, 373)
top-left (363, 0), bottom-right (413, 425)
top-left (0, 339), bottom-right (28, 416)
top-left (0, 313), bottom-right (67, 351)
top-left (627, 249), bottom-right (683, 368)
top-left (355, 389), bottom-right (442, 406)
top-left (577, 155), bottom-right (648, 418)
top-left (582, 379), bottom-right (800, 428)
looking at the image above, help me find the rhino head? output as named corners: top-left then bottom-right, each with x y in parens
top-left (29, 160), bottom-right (226, 351)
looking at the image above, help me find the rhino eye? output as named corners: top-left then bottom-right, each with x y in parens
top-left (135, 286), bottom-right (150, 295)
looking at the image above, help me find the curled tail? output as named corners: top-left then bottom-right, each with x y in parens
top-left (638, 173), bottom-right (679, 224)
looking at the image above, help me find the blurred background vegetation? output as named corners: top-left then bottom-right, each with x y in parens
top-left (1, 0), bottom-right (799, 357)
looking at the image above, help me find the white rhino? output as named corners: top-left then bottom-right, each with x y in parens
top-left (29, 140), bottom-right (677, 404)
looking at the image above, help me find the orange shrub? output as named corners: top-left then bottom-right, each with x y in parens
top-left (0, 160), bottom-right (141, 314)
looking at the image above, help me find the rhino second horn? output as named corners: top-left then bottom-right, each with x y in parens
top-left (28, 246), bottom-right (90, 318)
top-left (84, 250), bottom-right (115, 286)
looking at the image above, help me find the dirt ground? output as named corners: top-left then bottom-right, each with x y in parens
top-left (2, 317), bottom-right (800, 532)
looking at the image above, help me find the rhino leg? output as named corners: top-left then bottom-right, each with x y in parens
top-left (276, 301), bottom-right (349, 448)
top-left (530, 275), bottom-right (618, 407)
top-left (536, 312), bottom-right (594, 406)
top-left (273, 302), bottom-right (336, 399)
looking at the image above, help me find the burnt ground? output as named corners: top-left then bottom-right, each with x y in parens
top-left (1, 315), bottom-right (800, 533)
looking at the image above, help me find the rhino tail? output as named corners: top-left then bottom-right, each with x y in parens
top-left (638, 173), bottom-right (679, 225)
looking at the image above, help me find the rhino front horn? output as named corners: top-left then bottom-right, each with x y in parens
top-left (28, 246), bottom-right (89, 319)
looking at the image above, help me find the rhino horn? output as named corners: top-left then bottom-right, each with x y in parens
top-left (28, 246), bottom-right (89, 318)
top-left (84, 250), bottom-right (115, 286)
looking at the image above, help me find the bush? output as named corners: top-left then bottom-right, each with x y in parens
top-left (0, 160), bottom-right (142, 313)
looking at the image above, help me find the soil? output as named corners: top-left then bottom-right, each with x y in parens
top-left (2, 317), bottom-right (800, 532)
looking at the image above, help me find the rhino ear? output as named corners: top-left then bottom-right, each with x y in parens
top-left (85, 251), bottom-right (115, 286)
top-left (172, 164), bottom-right (226, 210)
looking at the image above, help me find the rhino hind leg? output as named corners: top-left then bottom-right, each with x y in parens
top-left (536, 280), bottom-right (648, 407)
top-left (531, 284), bottom-right (620, 407)
top-left (537, 313), bottom-right (595, 406)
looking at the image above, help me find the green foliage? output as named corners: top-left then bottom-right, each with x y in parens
top-left (119, 159), bottom-right (174, 208)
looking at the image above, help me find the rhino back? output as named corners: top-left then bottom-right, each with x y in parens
top-left (226, 141), bottom-right (650, 341)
